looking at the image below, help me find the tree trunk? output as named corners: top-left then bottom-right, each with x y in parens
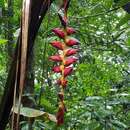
top-left (0, 0), bottom-right (52, 129)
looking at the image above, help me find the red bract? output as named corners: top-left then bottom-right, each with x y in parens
top-left (50, 41), bottom-right (63, 50)
top-left (57, 79), bottom-right (68, 88)
top-left (65, 57), bottom-right (78, 66)
top-left (52, 66), bottom-right (61, 73)
top-left (64, 67), bottom-right (73, 77)
top-left (66, 38), bottom-right (79, 46)
top-left (56, 107), bottom-right (64, 125)
top-left (52, 28), bottom-right (65, 39)
top-left (66, 49), bottom-right (78, 56)
top-left (49, 55), bottom-right (62, 62)
top-left (67, 27), bottom-right (76, 35)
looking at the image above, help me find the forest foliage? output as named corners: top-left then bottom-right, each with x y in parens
top-left (0, 0), bottom-right (130, 130)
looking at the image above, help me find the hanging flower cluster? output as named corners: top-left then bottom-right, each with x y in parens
top-left (49, 0), bottom-right (79, 125)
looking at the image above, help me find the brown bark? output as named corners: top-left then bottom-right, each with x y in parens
top-left (0, 0), bottom-right (52, 129)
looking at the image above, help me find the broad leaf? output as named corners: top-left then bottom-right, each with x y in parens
top-left (13, 107), bottom-right (57, 123)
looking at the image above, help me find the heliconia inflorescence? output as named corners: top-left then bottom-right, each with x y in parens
top-left (49, 0), bottom-right (79, 125)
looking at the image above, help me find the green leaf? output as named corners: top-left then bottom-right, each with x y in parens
top-left (116, 14), bottom-right (130, 28)
top-left (87, 122), bottom-right (100, 130)
top-left (86, 96), bottom-right (103, 101)
top-left (117, 0), bottom-right (130, 6)
top-left (13, 107), bottom-right (56, 122)
top-left (40, 97), bottom-right (55, 111)
top-left (0, 39), bottom-right (8, 45)
top-left (112, 120), bottom-right (128, 128)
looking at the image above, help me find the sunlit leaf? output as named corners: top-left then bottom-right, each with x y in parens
top-left (0, 39), bottom-right (8, 45)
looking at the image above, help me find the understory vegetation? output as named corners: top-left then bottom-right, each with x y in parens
top-left (0, 0), bottom-right (130, 130)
